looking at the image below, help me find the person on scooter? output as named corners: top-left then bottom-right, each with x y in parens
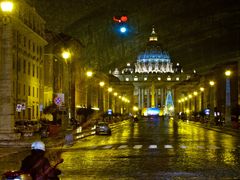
top-left (20, 141), bottom-right (61, 180)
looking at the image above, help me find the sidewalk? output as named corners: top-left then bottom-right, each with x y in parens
top-left (183, 119), bottom-right (240, 136)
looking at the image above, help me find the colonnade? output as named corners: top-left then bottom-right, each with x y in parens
top-left (137, 85), bottom-right (173, 110)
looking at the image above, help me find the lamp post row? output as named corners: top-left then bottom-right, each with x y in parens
top-left (178, 69), bottom-right (232, 126)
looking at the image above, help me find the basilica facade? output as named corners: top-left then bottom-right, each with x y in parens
top-left (111, 27), bottom-right (192, 116)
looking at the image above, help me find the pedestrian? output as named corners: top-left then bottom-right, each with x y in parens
top-left (20, 141), bottom-right (61, 180)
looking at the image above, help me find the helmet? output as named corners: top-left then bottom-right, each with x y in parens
top-left (31, 141), bottom-right (45, 151)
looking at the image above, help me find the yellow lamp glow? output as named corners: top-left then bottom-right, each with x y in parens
top-left (1, 1), bottom-right (13, 12)
top-left (62, 51), bottom-right (71, 60)
top-left (225, 70), bottom-right (231, 77)
top-left (99, 81), bottom-right (105, 87)
top-left (209, 81), bottom-right (215, 86)
top-left (86, 71), bottom-right (93, 77)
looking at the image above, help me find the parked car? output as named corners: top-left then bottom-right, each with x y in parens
top-left (14, 120), bottom-right (41, 135)
top-left (95, 122), bottom-right (111, 135)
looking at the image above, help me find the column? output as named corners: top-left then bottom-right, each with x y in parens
top-left (151, 82), bottom-right (155, 107)
top-left (147, 88), bottom-right (150, 108)
top-left (138, 88), bottom-right (141, 109)
top-left (141, 88), bottom-right (144, 109)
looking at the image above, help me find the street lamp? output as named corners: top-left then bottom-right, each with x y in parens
top-left (225, 70), bottom-right (231, 126)
top-left (209, 80), bottom-right (215, 124)
top-left (107, 87), bottom-right (113, 110)
top-left (86, 70), bottom-right (93, 108)
top-left (113, 92), bottom-right (118, 113)
top-left (99, 81), bottom-right (105, 112)
top-left (188, 94), bottom-right (192, 113)
top-left (200, 87), bottom-right (204, 111)
top-left (1, 1), bottom-right (13, 12)
top-left (62, 50), bottom-right (72, 122)
top-left (193, 91), bottom-right (198, 113)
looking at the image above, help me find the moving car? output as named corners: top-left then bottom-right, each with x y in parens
top-left (95, 122), bottom-right (111, 135)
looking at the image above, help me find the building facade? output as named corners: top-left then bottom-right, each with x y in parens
top-left (0, 0), bottom-right (47, 139)
top-left (110, 27), bottom-right (194, 116)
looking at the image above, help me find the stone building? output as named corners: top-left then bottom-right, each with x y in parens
top-left (110, 27), bottom-right (194, 116)
top-left (44, 31), bottom-right (83, 124)
top-left (0, 0), bottom-right (47, 139)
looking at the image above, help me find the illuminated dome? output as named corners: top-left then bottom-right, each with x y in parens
top-left (135, 27), bottom-right (174, 73)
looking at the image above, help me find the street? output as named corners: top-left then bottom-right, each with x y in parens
top-left (1, 117), bottom-right (240, 179)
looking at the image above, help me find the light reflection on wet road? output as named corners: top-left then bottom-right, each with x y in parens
top-left (58, 117), bottom-right (240, 179)
top-left (1, 117), bottom-right (240, 179)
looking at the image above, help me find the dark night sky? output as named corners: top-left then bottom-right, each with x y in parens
top-left (29, 0), bottom-right (240, 72)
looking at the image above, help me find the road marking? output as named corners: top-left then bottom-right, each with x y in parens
top-left (102, 145), bottom-right (112, 149)
top-left (118, 145), bottom-right (128, 149)
top-left (209, 145), bottom-right (220, 149)
top-left (180, 145), bottom-right (187, 149)
top-left (133, 145), bottom-right (143, 149)
top-left (149, 145), bottom-right (157, 149)
top-left (164, 145), bottom-right (173, 149)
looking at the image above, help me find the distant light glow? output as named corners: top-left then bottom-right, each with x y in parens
top-left (120, 26), bottom-right (127, 33)
top-left (86, 71), bottom-right (93, 77)
top-left (146, 108), bottom-right (160, 116)
top-left (225, 70), bottom-right (231, 77)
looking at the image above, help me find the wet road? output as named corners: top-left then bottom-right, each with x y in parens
top-left (1, 117), bottom-right (240, 179)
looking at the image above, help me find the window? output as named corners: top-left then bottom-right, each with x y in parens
top-left (37, 66), bottom-right (39, 78)
top-left (32, 64), bottom-right (35, 77)
top-left (24, 84), bottom-right (26, 96)
top-left (24, 36), bottom-right (26, 47)
top-left (28, 40), bottom-right (31, 50)
top-left (28, 86), bottom-right (30, 96)
top-left (33, 42), bottom-right (35, 52)
top-left (18, 82), bottom-right (20, 95)
top-left (18, 58), bottom-right (21, 72)
top-left (28, 62), bottom-right (30, 75)
top-left (23, 60), bottom-right (26, 73)
top-left (134, 77), bottom-right (138, 81)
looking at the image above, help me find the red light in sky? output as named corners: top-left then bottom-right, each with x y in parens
top-left (113, 15), bottom-right (128, 23)
top-left (120, 16), bottom-right (128, 22)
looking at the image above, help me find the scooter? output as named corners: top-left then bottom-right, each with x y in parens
top-left (2, 159), bottom-right (63, 180)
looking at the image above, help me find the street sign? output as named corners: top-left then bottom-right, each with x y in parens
top-left (16, 104), bottom-right (22, 112)
top-left (54, 97), bottom-right (62, 106)
top-left (108, 109), bottom-right (112, 115)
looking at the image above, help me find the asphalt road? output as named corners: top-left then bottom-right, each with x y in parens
top-left (1, 117), bottom-right (240, 179)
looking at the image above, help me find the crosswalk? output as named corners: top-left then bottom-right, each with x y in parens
top-left (81, 144), bottom-right (228, 150)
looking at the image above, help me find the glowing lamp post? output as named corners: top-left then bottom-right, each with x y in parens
top-left (200, 87), bottom-right (204, 111)
top-left (86, 70), bottom-right (93, 108)
top-left (225, 70), bottom-right (231, 126)
top-left (99, 81), bottom-right (105, 112)
top-left (113, 92), bottom-right (118, 113)
top-left (209, 81), bottom-right (215, 124)
top-left (62, 50), bottom-right (72, 120)
top-left (193, 91), bottom-right (198, 113)
top-left (1, 1), bottom-right (13, 12)
top-left (107, 87), bottom-right (113, 110)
